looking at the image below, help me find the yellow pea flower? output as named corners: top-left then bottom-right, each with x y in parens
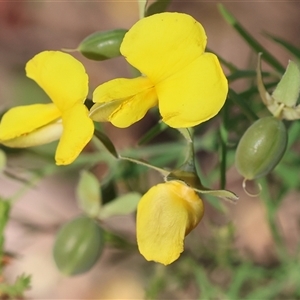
top-left (0, 51), bottom-right (94, 165)
top-left (137, 181), bottom-right (204, 265)
top-left (90, 12), bottom-right (228, 128)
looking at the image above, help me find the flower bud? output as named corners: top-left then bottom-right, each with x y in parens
top-left (53, 216), bottom-right (105, 276)
top-left (78, 29), bottom-right (127, 61)
top-left (235, 116), bottom-right (288, 180)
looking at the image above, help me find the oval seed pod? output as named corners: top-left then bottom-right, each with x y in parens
top-left (53, 216), bottom-right (105, 276)
top-left (78, 29), bottom-right (128, 61)
top-left (235, 116), bottom-right (288, 180)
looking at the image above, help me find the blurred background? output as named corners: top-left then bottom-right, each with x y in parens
top-left (1, 1), bottom-right (300, 298)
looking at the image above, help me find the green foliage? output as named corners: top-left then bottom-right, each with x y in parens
top-left (77, 29), bottom-right (128, 61)
top-left (0, 199), bottom-right (10, 272)
top-left (76, 170), bottom-right (102, 218)
top-left (272, 61), bottom-right (300, 106)
top-left (264, 32), bottom-right (300, 59)
top-left (98, 192), bottom-right (141, 219)
top-left (145, 0), bottom-right (172, 17)
top-left (1, 1), bottom-right (300, 299)
top-left (218, 4), bottom-right (285, 73)
top-left (53, 216), bottom-right (105, 276)
top-left (0, 274), bottom-right (31, 298)
top-left (0, 201), bottom-right (31, 298)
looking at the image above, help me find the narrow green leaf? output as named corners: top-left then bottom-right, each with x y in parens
top-left (0, 199), bottom-right (10, 235)
top-left (167, 170), bottom-right (239, 204)
top-left (0, 199), bottom-right (10, 269)
top-left (190, 262), bottom-right (222, 299)
top-left (177, 127), bottom-right (193, 143)
top-left (227, 69), bottom-right (271, 82)
top-left (245, 278), bottom-right (286, 300)
top-left (103, 230), bottom-right (135, 249)
top-left (194, 187), bottom-right (239, 204)
top-left (138, 120), bottom-right (168, 145)
top-left (76, 170), bottom-right (101, 218)
top-left (286, 119), bottom-right (300, 149)
top-left (226, 263), bottom-right (253, 299)
top-left (98, 192), bottom-right (141, 219)
top-left (264, 32), bottom-right (300, 59)
top-left (274, 164), bottom-right (300, 189)
top-left (219, 123), bottom-right (228, 190)
top-left (228, 89), bottom-right (259, 121)
top-left (240, 81), bottom-right (278, 100)
top-left (93, 129), bottom-right (118, 158)
top-left (218, 4), bottom-right (285, 73)
top-left (256, 53), bottom-right (274, 107)
top-left (0, 274), bottom-right (31, 298)
top-left (207, 47), bottom-right (238, 73)
top-left (145, 0), bottom-right (171, 17)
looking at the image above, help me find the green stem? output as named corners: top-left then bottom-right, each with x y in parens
top-left (259, 178), bottom-right (287, 260)
top-left (118, 155), bottom-right (170, 177)
top-left (9, 165), bottom-right (57, 205)
top-left (219, 105), bottom-right (230, 190)
top-left (0, 200), bottom-right (10, 274)
top-left (219, 127), bottom-right (227, 190)
top-left (228, 89), bottom-right (259, 121)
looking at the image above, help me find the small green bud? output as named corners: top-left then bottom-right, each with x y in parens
top-left (78, 29), bottom-right (128, 61)
top-left (235, 116), bottom-right (288, 180)
top-left (257, 54), bottom-right (300, 120)
top-left (53, 216), bottom-right (105, 276)
top-left (272, 60), bottom-right (300, 107)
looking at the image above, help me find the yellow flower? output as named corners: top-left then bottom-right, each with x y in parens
top-left (0, 51), bottom-right (94, 165)
top-left (90, 12), bottom-right (228, 128)
top-left (137, 181), bottom-right (204, 265)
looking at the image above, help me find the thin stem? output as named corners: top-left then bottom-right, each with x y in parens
top-left (219, 108), bottom-right (229, 190)
top-left (259, 178), bottom-right (287, 260)
top-left (118, 155), bottom-right (170, 177)
top-left (9, 165), bottom-right (57, 205)
top-left (228, 89), bottom-right (259, 121)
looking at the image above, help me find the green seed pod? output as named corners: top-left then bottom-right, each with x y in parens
top-left (235, 116), bottom-right (288, 180)
top-left (78, 29), bottom-right (128, 61)
top-left (53, 216), bottom-right (105, 276)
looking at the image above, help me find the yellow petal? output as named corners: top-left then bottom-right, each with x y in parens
top-left (1, 120), bottom-right (63, 148)
top-left (121, 13), bottom-right (207, 82)
top-left (157, 53), bottom-right (228, 128)
top-left (137, 181), bottom-right (204, 265)
top-left (0, 103), bottom-right (61, 141)
top-left (92, 77), bottom-right (157, 128)
top-left (93, 76), bottom-right (154, 103)
top-left (55, 103), bottom-right (94, 165)
top-left (26, 51), bottom-right (88, 112)
top-left (108, 88), bottom-right (157, 128)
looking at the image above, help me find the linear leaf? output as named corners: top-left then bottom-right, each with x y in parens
top-left (218, 4), bottom-right (285, 73)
